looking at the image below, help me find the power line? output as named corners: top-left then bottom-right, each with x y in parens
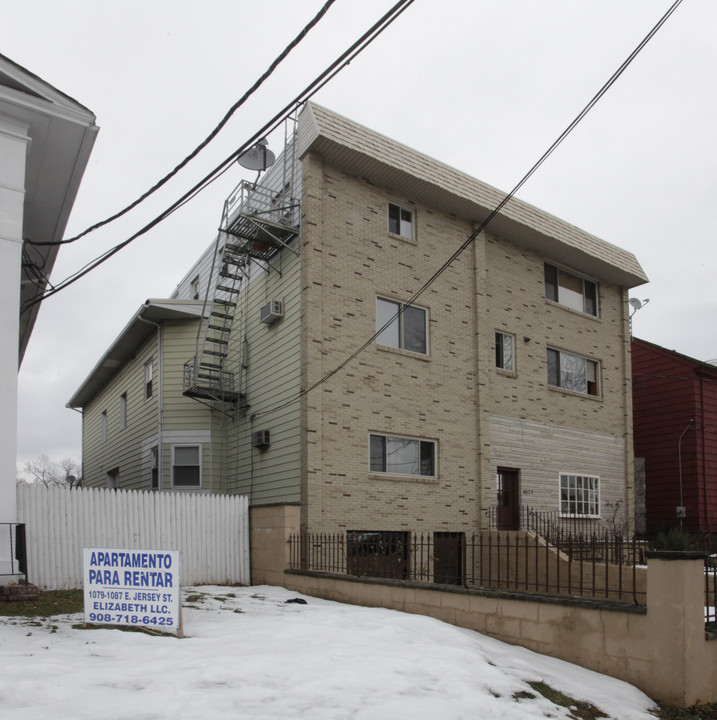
top-left (254, 0), bottom-right (685, 420)
top-left (22, 0), bottom-right (416, 313)
top-left (27, 0), bottom-right (339, 248)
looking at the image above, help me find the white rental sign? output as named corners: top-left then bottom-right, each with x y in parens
top-left (83, 548), bottom-right (181, 633)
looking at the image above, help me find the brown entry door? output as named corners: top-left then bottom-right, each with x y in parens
top-left (497, 468), bottom-right (520, 531)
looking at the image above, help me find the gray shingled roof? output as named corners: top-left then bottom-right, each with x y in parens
top-left (297, 103), bottom-right (647, 289)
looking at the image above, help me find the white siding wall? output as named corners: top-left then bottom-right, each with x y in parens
top-left (17, 484), bottom-right (250, 590)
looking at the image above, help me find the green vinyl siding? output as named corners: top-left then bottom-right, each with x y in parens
top-left (82, 333), bottom-right (160, 490)
top-left (81, 318), bottom-right (218, 492)
top-left (225, 242), bottom-right (302, 504)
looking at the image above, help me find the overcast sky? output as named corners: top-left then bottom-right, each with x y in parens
top-left (6, 0), bottom-right (716, 469)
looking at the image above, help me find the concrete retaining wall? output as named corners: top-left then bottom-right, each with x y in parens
top-left (251, 506), bottom-right (715, 707)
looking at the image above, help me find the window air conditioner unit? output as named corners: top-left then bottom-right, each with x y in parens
top-left (260, 300), bottom-right (284, 325)
top-left (252, 430), bottom-right (271, 449)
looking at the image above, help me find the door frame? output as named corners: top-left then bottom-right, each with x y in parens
top-left (496, 467), bottom-right (521, 531)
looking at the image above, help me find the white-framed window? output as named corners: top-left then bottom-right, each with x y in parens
top-left (495, 331), bottom-right (515, 372)
top-left (370, 434), bottom-right (436, 477)
top-left (101, 410), bottom-right (108, 443)
top-left (547, 348), bottom-right (600, 396)
top-left (388, 203), bottom-right (413, 240)
top-left (190, 275), bottom-right (200, 300)
top-left (144, 360), bottom-right (153, 401)
top-left (172, 444), bottom-right (201, 488)
top-left (376, 298), bottom-right (427, 355)
top-left (560, 474), bottom-right (600, 517)
top-left (119, 392), bottom-right (127, 430)
top-left (544, 263), bottom-right (598, 317)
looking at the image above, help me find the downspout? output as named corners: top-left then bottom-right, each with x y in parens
top-left (621, 288), bottom-right (636, 532)
top-left (69, 406), bottom-right (83, 485)
top-left (699, 374), bottom-right (711, 537)
top-left (137, 311), bottom-right (163, 490)
top-left (677, 418), bottom-right (694, 531)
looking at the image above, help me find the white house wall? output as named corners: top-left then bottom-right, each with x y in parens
top-left (0, 116), bottom-right (27, 574)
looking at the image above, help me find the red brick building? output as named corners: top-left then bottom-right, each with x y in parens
top-left (632, 338), bottom-right (717, 543)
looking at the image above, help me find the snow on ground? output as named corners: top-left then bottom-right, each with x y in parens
top-left (0, 585), bottom-right (658, 719)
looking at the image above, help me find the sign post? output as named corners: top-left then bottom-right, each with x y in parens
top-left (83, 548), bottom-right (182, 636)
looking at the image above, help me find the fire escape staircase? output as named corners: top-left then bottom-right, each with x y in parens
top-left (182, 180), bottom-right (299, 408)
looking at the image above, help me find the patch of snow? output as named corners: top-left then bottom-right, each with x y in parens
top-left (0, 585), bottom-right (658, 719)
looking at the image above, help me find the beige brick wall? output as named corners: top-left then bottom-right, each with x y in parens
top-left (299, 153), bottom-right (634, 534)
top-left (301, 155), bottom-right (480, 533)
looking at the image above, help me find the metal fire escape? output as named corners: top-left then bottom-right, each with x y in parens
top-left (182, 170), bottom-right (299, 409)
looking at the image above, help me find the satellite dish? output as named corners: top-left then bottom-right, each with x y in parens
top-left (237, 140), bottom-right (276, 171)
top-left (629, 298), bottom-right (649, 318)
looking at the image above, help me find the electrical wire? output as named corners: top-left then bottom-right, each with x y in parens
top-left (22, 0), bottom-right (416, 313)
top-left (252, 0), bottom-right (685, 420)
top-left (27, 0), bottom-right (339, 248)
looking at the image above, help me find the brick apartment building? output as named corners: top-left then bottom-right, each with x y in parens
top-left (71, 103), bottom-right (648, 545)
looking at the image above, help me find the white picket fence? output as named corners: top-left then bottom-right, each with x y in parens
top-left (16, 484), bottom-right (250, 590)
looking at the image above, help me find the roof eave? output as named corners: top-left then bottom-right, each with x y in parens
top-left (298, 103), bottom-right (648, 289)
top-left (67, 300), bottom-right (206, 409)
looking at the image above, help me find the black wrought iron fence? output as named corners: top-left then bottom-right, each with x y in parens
top-left (288, 529), bottom-right (646, 604)
top-left (486, 506), bottom-right (620, 541)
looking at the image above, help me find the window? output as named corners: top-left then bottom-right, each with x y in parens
top-left (495, 332), bottom-right (515, 372)
top-left (560, 474), bottom-right (600, 517)
top-left (544, 263), bottom-right (597, 316)
top-left (151, 446), bottom-right (159, 490)
top-left (106, 467), bottom-right (119, 490)
top-left (172, 445), bottom-right (201, 487)
top-left (388, 203), bottom-right (413, 240)
top-left (190, 276), bottom-right (200, 300)
top-left (376, 298), bottom-right (427, 354)
top-left (101, 410), bottom-right (107, 443)
top-left (347, 530), bottom-right (409, 579)
top-left (547, 348), bottom-right (599, 396)
top-left (119, 393), bottom-right (127, 430)
top-left (145, 360), bottom-right (153, 400)
top-left (370, 434), bottom-right (435, 477)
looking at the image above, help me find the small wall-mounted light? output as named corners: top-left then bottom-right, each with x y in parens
top-left (523, 336), bottom-right (531, 343)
